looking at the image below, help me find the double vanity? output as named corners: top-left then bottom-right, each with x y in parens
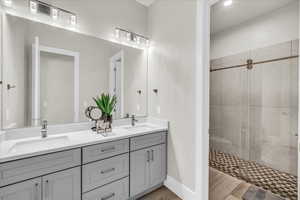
top-left (0, 121), bottom-right (168, 200)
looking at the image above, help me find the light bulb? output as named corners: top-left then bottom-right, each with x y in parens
top-left (223, 0), bottom-right (232, 7)
top-left (4, 0), bottom-right (12, 7)
top-left (30, 0), bottom-right (37, 13)
top-left (52, 8), bottom-right (59, 20)
top-left (136, 37), bottom-right (140, 44)
top-left (70, 15), bottom-right (76, 25)
top-left (126, 32), bottom-right (131, 41)
top-left (115, 29), bottom-right (120, 38)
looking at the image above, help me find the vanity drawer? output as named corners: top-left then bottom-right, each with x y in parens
top-left (82, 153), bottom-right (129, 193)
top-left (82, 139), bottom-right (129, 164)
top-left (130, 132), bottom-right (166, 151)
top-left (82, 177), bottom-right (129, 200)
top-left (0, 149), bottom-right (81, 187)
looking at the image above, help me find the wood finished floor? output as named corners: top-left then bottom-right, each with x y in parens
top-left (140, 168), bottom-right (283, 200)
top-left (139, 186), bottom-right (182, 200)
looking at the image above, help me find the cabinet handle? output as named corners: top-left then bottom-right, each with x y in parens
top-left (101, 193), bottom-right (115, 200)
top-left (151, 150), bottom-right (154, 161)
top-left (101, 146), bottom-right (115, 152)
top-left (147, 150), bottom-right (150, 162)
top-left (101, 167), bottom-right (115, 174)
top-left (34, 183), bottom-right (39, 200)
top-left (45, 180), bottom-right (49, 200)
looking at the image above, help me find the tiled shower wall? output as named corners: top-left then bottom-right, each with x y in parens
top-left (209, 40), bottom-right (299, 175)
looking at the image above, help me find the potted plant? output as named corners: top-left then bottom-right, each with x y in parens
top-left (93, 93), bottom-right (117, 132)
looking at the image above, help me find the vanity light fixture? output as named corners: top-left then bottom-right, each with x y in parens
top-left (29, 0), bottom-right (38, 13)
top-left (223, 0), bottom-right (233, 7)
top-left (114, 28), bottom-right (150, 48)
top-left (27, 0), bottom-right (77, 25)
top-left (3, 0), bottom-right (12, 7)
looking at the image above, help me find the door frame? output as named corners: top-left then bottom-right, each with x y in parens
top-left (195, 0), bottom-right (300, 199)
top-left (109, 50), bottom-right (124, 119)
top-left (32, 36), bottom-right (80, 126)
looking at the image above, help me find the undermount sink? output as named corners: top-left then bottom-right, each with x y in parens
top-left (9, 135), bottom-right (69, 153)
top-left (122, 124), bottom-right (156, 132)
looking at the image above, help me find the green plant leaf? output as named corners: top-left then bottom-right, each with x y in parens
top-left (93, 93), bottom-right (117, 116)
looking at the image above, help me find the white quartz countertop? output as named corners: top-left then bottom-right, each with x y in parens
top-left (0, 123), bottom-right (168, 163)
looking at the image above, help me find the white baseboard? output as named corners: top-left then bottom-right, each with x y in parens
top-left (164, 176), bottom-right (196, 200)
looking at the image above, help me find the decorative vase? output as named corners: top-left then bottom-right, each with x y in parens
top-left (100, 114), bottom-right (113, 133)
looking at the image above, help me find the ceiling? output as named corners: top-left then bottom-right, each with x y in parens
top-left (211, 0), bottom-right (297, 34)
top-left (135, 0), bottom-right (156, 7)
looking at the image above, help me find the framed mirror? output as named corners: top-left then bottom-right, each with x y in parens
top-left (2, 14), bottom-right (148, 129)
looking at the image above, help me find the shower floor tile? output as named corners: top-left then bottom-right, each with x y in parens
top-left (209, 150), bottom-right (297, 200)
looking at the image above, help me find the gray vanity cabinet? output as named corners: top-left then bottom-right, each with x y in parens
top-left (130, 142), bottom-right (166, 197)
top-left (42, 167), bottom-right (81, 200)
top-left (149, 144), bottom-right (167, 188)
top-left (130, 148), bottom-right (151, 196)
top-left (0, 178), bottom-right (41, 200)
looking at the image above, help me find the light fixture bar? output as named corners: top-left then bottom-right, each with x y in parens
top-left (115, 27), bottom-right (150, 47)
top-left (115, 28), bottom-right (149, 41)
top-left (28, 0), bottom-right (77, 25)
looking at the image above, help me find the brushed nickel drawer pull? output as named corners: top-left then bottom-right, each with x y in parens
top-left (101, 193), bottom-right (115, 200)
top-left (101, 146), bottom-right (116, 152)
top-left (101, 167), bottom-right (115, 174)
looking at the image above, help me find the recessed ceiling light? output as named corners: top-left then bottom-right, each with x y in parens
top-left (224, 0), bottom-right (233, 7)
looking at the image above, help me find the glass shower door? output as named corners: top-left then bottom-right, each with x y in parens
top-left (209, 54), bottom-right (249, 160)
top-left (248, 44), bottom-right (298, 176)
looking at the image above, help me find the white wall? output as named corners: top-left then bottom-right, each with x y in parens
top-left (211, 1), bottom-right (299, 59)
top-left (148, 0), bottom-right (197, 192)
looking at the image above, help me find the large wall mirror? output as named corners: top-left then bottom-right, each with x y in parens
top-left (2, 14), bottom-right (148, 129)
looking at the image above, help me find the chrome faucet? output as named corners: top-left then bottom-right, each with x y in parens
top-left (41, 120), bottom-right (48, 138)
top-left (131, 115), bottom-right (138, 126)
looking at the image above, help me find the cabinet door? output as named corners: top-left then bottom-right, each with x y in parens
top-left (149, 144), bottom-right (166, 188)
top-left (130, 148), bottom-right (150, 197)
top-left (0, 178), bottom-right (41, 200)
top-left (42, 167), bottom-right (81, 200)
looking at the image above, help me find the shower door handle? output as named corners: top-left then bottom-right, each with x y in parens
top-left (295, 133), bottom-right (298, 137)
